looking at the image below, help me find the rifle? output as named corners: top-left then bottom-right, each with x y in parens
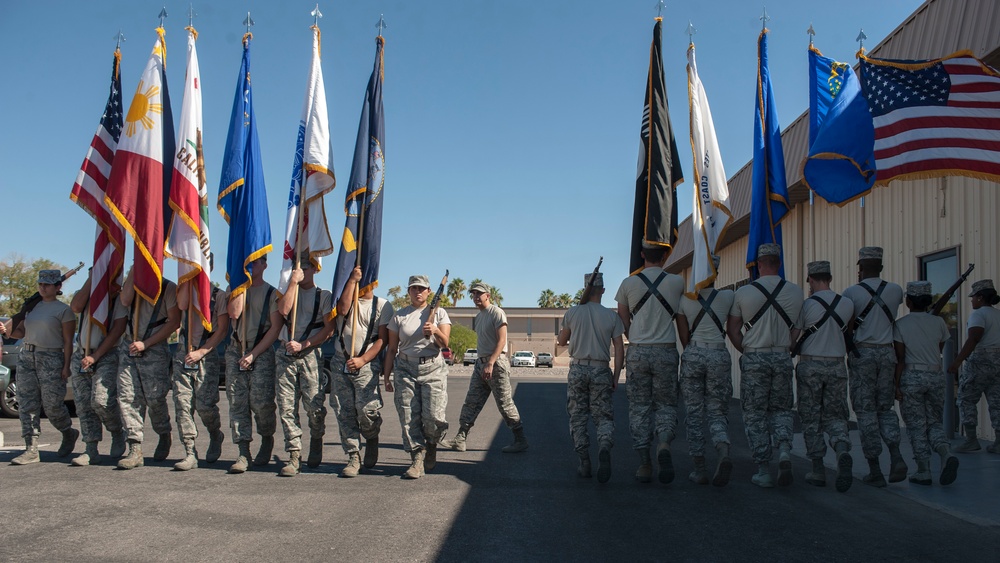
top-left (9, 261), bottom-right (85, 330)
top-left (426, 269), bottom-right (449, 341)
top-left (578, 256), bottom-right (604, 304)
top-left (930, 263), bottom-right (974, 317)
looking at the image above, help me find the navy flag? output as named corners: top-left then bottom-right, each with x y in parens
top-left (331, 35), bottom-right (386, 309)
top-left (631, 17), bottom-right (683, 274)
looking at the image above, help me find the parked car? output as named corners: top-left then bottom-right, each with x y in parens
top-left (536, 352), bottom-right (553, 368)
top-left (512, 350), bottom-right (536, 368)
top-left (463, 348), bottom-right (477, 366)
top-left (441, 347), bottom-right (454, 365)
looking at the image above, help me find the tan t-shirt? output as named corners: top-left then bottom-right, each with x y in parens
top-left (232, 282), bottom-right (279, 349)
top-left (562, 302), bottom-right (624, 362)
top-left (77, 298), bottom-right (121, 350)
top-left (388, 305), bottom-right (451, 357)
top-left (893, 312), bottom-right (949, 366)
top-left (336, 296), bottom-right (394, 357)
top-left (731, 276), bottom-right (804, 349)
top-left (182, 287), bottom-right (227, 349)
top-left (795, 290), bottom-right (855, 357)
top-left (968, 306), bottom-right (1000, 348)
top-left (678, 288), bottom-right (734, 345)
top-left (475, 304), bottom-right (508, 357)
top-left (280, 286), bottom-right (334, 343)
top-left (614, 267), bottom-right (684, 344)
top-left (24, 300), bottom-right (75, 348)
top-left (843, 278), bottom-right (903, 345)
top-left (114, 279), bottom-right (178, 342)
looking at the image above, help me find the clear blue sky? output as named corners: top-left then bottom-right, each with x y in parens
top-left (0, 0), bottom-right (924, 306)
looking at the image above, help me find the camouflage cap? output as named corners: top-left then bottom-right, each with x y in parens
top-left (469, 281), bottom-right (490, 294)
top-left (38, 270), bottom-right (61, 285)
top-left (711, 254), bottom-right (721, 270)
top-left (757, 243), bottom-right (781, 258)
top-left (858, 246), bottom-right (883, 262)
top-left (585, 272), bottom-right (604, 287)
top-left (807, 261), bottom-right (831, 276)
top-left (408, 274), bottom-right (430, 289)
top-left (969, 279), bottom-right (995, 297)
top-left (906, 281), bottom-right (932, 297)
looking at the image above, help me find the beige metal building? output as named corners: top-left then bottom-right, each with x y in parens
top-left (665, 0), bottom-right (1000, 440)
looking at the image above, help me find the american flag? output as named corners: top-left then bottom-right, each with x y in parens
top-left (860, 52), bottom-right (1000, 186)
top-left (69, 50), bottom-right (126, 332)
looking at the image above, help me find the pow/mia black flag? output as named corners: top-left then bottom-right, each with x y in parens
top-left (631, 17), bottom-right (683, 274)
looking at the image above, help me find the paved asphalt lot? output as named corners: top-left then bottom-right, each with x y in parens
top-left (0, 365), bottom-right (997, 562)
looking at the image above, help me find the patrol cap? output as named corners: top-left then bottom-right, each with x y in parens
top-left (757, 243), bottom-right (781, 259)
top-left (858, 246), bottom-right (883, 263)
top-left (906, 281), bottom-right (932, 297)
top-left (807, 261), bottom-right (831, 276)
top-left (38, 270), bottom-right (61, 285)
top-left (469, 281), bottom-right (490, 294)
top-left (584, 273), bottom-right (604, 287)
top-left (408, 275), bottom-right (430, 289)
top-left (969, 279), bottom-right (995, 297)
top-left (711, 254), bottom-right (721, 270)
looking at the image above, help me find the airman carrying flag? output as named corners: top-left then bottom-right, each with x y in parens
top-left (631, 18), bottom-right (684, 275)
top-left (278, 24), bottom-right (336, 296)
top-left (104, 28), bottom-right (176, 304)
top-left (70, 48), bottom-right (126, 331)
top-left (686, 41), bottom-right (732, 295)
top-left (166, 25), bottom-right (212, 330)
top-left (331, 34), bottom-right (386, 306)
top-left (218, 34), bottom-right (271, 297)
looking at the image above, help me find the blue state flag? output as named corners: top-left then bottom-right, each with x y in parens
top-left (803, 47), bottom-right (876, 206)
top-left (747, 29), bottom-right (790, 280)
top-left (331, 35), bottom-right (386, 309)
top-left (217, 37), bottom-right (271, 297)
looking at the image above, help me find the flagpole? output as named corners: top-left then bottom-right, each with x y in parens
top-left (187, 302), bottom-right (194, 354)
top-left (349, 188), bottom-right (367, 361)
top-left (807, 25), bottom-right (817, 259)
top-left (856, 28), bottom-right (868, 248)
top-left (290, 163), bottom-right (306, 343)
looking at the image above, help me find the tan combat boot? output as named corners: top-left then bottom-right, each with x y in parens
top-left (887, 443), bottom-right (908, 483)
top-left (908, 458), bottom-right (932, 485)
top-left (72, 442), bottom-right (101, 467)
top-left (635, 448), bottom-right (652, 483)
top-left (279, 451), bottom-right (301, 477)
top-left (253, 436), bottom-right (274, 467)
top-left (403, 449), bottom-right (425, 479)
top-left (117, 442), bottom-right (144, 470)
top-left (11, 437), bottom-right (40, 465)
top-left (752, 462), bottom-right (775, 488)
top-left (340, 452), bottom-right (361, 478)
top-left (862, 457), bottom-right (887, 488)
top-left (954, 425), bottom-right (981, 453)
top-left (153, 433), bottom-right (172, 461)
top-left (424, 442), bottom-right (438, 472)
top-left (307, 437), bottom-right (324, 468)
top-left (206, 429), bottom-right (225, 464)
top-left (936, 444), bottom-right (959, 486)
top-left (443, 427), bottom-right (469, 452)
top-left (656, 440), bottom-right (674, 484)
top-left (597, 444), bottom-right (612, 484)
top-left (109, 429), bottom-right (127, 459)
top-left (689, 456), bottom-right (710, 485)
top-left (834, 443), bottom-right (854, 493)
top-left (57, 427), bottom-right (80, 458)
top-left (502, 427), bottom-right (529, 453)
top-left (805, 458), bottom-right (826, 487)
top-left (363, 436), bottom-right (380, 469)
top-left (173, 442), bottom-right (198, 471)
top-left (776, 443), bottom-right (793, 486)
top-left (577, 451), bottom-right (592, 478)
top-left (712, 443), bottom-right (733, 487)
top-left (229, 441), bottom-right (252, 474)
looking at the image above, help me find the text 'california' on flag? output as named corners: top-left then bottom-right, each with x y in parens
top-left (218, 33), bottom-right (271, 297)
top-left (686, 41), bottom-right (732, 296)
top-left (278, 24), bottom-right (336, 295)
top-left (166, 25), bottom-right (212, 330)
top-left (331, 34), bottom-right (386, 307)
top-left (69, 47), bottom-right (126, 331)
top-left (859, 50), bottom-right (1000, 186)
top-left (104, 27), bottom-right (176, 304)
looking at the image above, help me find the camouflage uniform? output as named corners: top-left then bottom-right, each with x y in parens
top-left (847, 347), bottom-right (902, 458)
top-left (796, 357), bottom-right (851, 459)
top-left (740, 352), bottom-right (795, 463)
top-left (625, 346), bottom-right (679, 448)
top-left (118, 341), bottom-right (172, 443)
top-left (899, 367), bottom-right (948, 461)
top-left (679, 345), bottom-right (732, 456)
top-left (958, 347), bottom-right (1000, 431)
top-left (459, 354), bottom-right (522, 431)
top-left (331, 353), bottom-right (383, 454)
top-left (71, 347), bottom-right (123, 443)
top-left (276, 349), bottom-right (327, 452)
top-left (225, 343), bottom-right (277, 444)
top-left (567, 364), bottom-right (615, 452)
top-left (17, 349), bottom-right (74, 438)
top-left (393, 355), bottom-right (449, 452)
top-left (172, 344), bottom-right (223, 446)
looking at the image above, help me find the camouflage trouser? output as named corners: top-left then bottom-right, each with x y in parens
top-left (393, 355), bottom-right (449, 453)
top-left (739, 351), bottom-right (794, 463)
top-left (795, 357), bottom-right (851, 459)
top-left (458, 355), bottom-right (522, 431)
top-left (118, 342), bottom-right (172, 443)
top-left (958, 347), bottom-right (1000, 431)
top-left (679, 345), bottom-right (732, 456)
top-left (171, 346), bottom-right (222, 445)
top-left (16, 349), bottom-right (73, 438)
top-left (624, 345), bottom-right (679, 449)
top-left (848, 346), bottom-right (902, 458)
top-left (899, 367), bottom-right (947, 461)
top-left (330, 352), bottom-right (383, 454)
top-left (275, 348), bottom-right (327, 452)
top-left (71, 347), bottom-right (123, 443)
top-left (567, 363), bottom-right (615, 453)
top-left (225, 344), bottom-right (277, 444)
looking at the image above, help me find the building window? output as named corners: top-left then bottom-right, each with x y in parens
top-left (919, 247), bottom-right (960, 339)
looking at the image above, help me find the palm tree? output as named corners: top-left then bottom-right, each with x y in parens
top-left (447, 277), bottom-right (467, 307)
top-left (489, 286), bottom-right (503, 307)
top-left (538, 289), bottom-right (556, 308)
top-left (574, 288), bottom-right (584, 303)
top-left (555, 293), bottom-right (573, 308)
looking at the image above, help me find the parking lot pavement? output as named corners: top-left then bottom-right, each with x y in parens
top-left (0, 375), bottom-right (996, 561)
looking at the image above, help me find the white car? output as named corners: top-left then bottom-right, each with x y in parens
top-left (511, 351), bottom-right (536, 368)
top-left (463, 348), bottom-right (478, 366)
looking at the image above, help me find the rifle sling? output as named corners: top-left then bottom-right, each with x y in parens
top-left (854, 280), bottom-right (894, 329)
top-left (631, 271), bottom-right (675, 318)
top-left (690, 289), bottom-right (725, 336)
top-left (793, 294), bottom-right (846, 354)
top-left (743, 280), bottom-right (793, 333)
